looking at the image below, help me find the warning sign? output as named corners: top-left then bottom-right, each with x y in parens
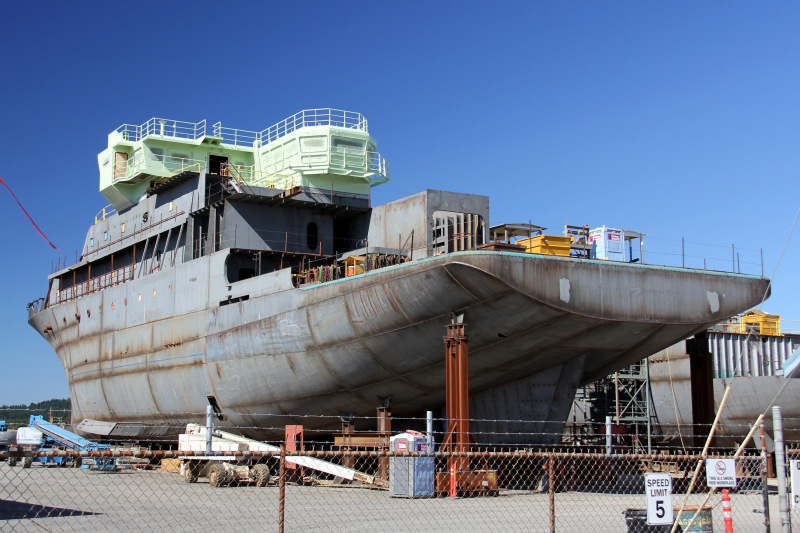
top-left (706, 458), bottom-right (737, 487)
top-left (608, 234), bottom-right (621, 241)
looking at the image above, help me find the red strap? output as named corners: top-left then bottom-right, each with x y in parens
top-left (0, 175), bottom-right (60, 250)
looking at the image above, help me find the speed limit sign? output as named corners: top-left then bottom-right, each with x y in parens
top-left (645, 473), bottom-right (673, 525)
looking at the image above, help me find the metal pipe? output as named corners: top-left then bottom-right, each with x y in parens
top-left (773, 406), bottom-right (791, 533)
top-left (426, 410), bottom-right (433, 454)
top-left (278, 444), bottom-right (286, 533)
top-left (205, 405), bottom-right (213, 454)
top-left (682, 237), bottom-right (685, 268)
top-left (605, 416), bottom-right (612, 455)
top-left (646, 357), bottom-right (652, 454)
top-left (761, 422), bottom-right (772, 533)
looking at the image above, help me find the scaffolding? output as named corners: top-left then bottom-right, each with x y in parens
top-left (568, 359), bottom-right (661, 453)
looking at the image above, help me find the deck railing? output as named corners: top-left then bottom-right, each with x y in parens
top-left (259, 108), bottom-right (368, 145)
top-left (115, 118), bottom-right (207, 142)
top-left (56, 264), bottom-right (135, 304)
top-left (115, 110), bottom-right (367, 148)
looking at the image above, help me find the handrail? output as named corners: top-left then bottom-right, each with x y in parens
top-left (151, 162), bottom-right (205, 187)
top-left (259, 108), bottom-right (368, 146)
top-left (114, 118), bottom-right (206, 142)
top-left (211, 122), bottom-right (260, 147)
top-left (94, 204), bottom-right (117, 224)
top-left (115, 154), bottom-right (206, 183)
top-left (113, 110), bottom-right (368, 149)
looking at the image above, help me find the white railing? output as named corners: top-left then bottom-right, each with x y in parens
top-left (211, 122), bottom-right (260, 147)
top-left (328, 148), bottom-right (390, 182)
top-left (115, 153), bottom-right (207, 181)
top-left (114, 110), bottom-right (368, 148)
top-left (114, 118), bottom-right (207, 142)
top-left (259, 109), bottom-right (368, 145)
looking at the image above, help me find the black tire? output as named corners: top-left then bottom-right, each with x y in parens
top-left (8, 457), bottom-right (18, 467)
top-left (208, 463), bottom-right (225, 487)
top-left (253, 464), bottom-right (271, 487)
top-left (22, 456), bottom-right (32, 469)
top-left (183, 462), bottom-right (199, 484)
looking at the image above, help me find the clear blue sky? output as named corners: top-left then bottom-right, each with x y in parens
top-left (0, 2), bottom-right (797, 405)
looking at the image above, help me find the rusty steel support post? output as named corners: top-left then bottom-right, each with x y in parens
top-left (688, 333), bottom-right (715, 450)
top-left (443, 317), bottom-right (470, 475)
top-left (341, 417), bottom-right (355, 469)
top-left (377, 407), bottom-right (391, 480)
top-left (278, 444), bottom-right (286, 533)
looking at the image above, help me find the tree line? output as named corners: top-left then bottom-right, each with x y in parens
top-left (0, 399), bottom-right (70, 428)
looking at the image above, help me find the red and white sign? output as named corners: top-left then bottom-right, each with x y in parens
top-left (396, 440), bottom-right (408, 451)
top-left (608, 234), bottom-right (621, 241)
top-left (706, 458), bottom-right (737, 487)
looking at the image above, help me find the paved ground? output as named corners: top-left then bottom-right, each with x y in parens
top-left (0, 462), bottom-right (794, 532)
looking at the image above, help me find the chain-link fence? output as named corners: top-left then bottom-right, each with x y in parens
top-left (2, 416), bottom-right (800, 532)
top-left (0, 409), bottom-right (800, 533)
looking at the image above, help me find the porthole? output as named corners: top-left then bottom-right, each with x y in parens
top-left (90, 237), bottom-right (94, 247)
top-left (153, 290), bottom-right (157, 298)
top-left (138, 294), bottom-right (142, 302)
top-left (103, 231), bottom-right (108, 241)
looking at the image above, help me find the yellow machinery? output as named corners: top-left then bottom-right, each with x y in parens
top-left (724, 309), bottom-right (782, 336)
top-left (516, 235), bottom-right (572, 257)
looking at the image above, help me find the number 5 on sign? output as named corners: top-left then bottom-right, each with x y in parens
top-left (645, 473), bottom-right (673, 525)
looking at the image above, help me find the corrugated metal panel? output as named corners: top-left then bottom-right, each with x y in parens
top-left (709, 332), bottom-right (800, 378)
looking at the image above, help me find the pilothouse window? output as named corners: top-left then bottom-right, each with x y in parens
top-left (332, 137), bottom-right (364, 151)
top-left (300, 136), bottom-right (328, 152)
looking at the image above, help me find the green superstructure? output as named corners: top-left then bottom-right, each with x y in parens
top-left (98, 109), bottom-right (390, 211)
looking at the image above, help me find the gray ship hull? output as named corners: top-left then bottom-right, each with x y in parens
top-left (29, 249), bottom-right (769, 444)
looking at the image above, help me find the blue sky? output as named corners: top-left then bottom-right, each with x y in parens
top-left (0, 2), bottom-right (797, 405)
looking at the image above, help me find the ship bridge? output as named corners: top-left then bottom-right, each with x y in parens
top-left (98, 109), bottom-right (390, 211)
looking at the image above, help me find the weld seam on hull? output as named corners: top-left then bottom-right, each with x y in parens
top-left (73, 352), bottom-right (205, 377)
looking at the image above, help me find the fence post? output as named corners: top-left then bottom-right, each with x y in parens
top-left (760, 422), bottom-right (772, 533)
top-left (773, 406), bottom-right (791, 533)
top-left (279, 444), bottom-right (286, 533)
top-left (549, 454), bottom-right (556, 533)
